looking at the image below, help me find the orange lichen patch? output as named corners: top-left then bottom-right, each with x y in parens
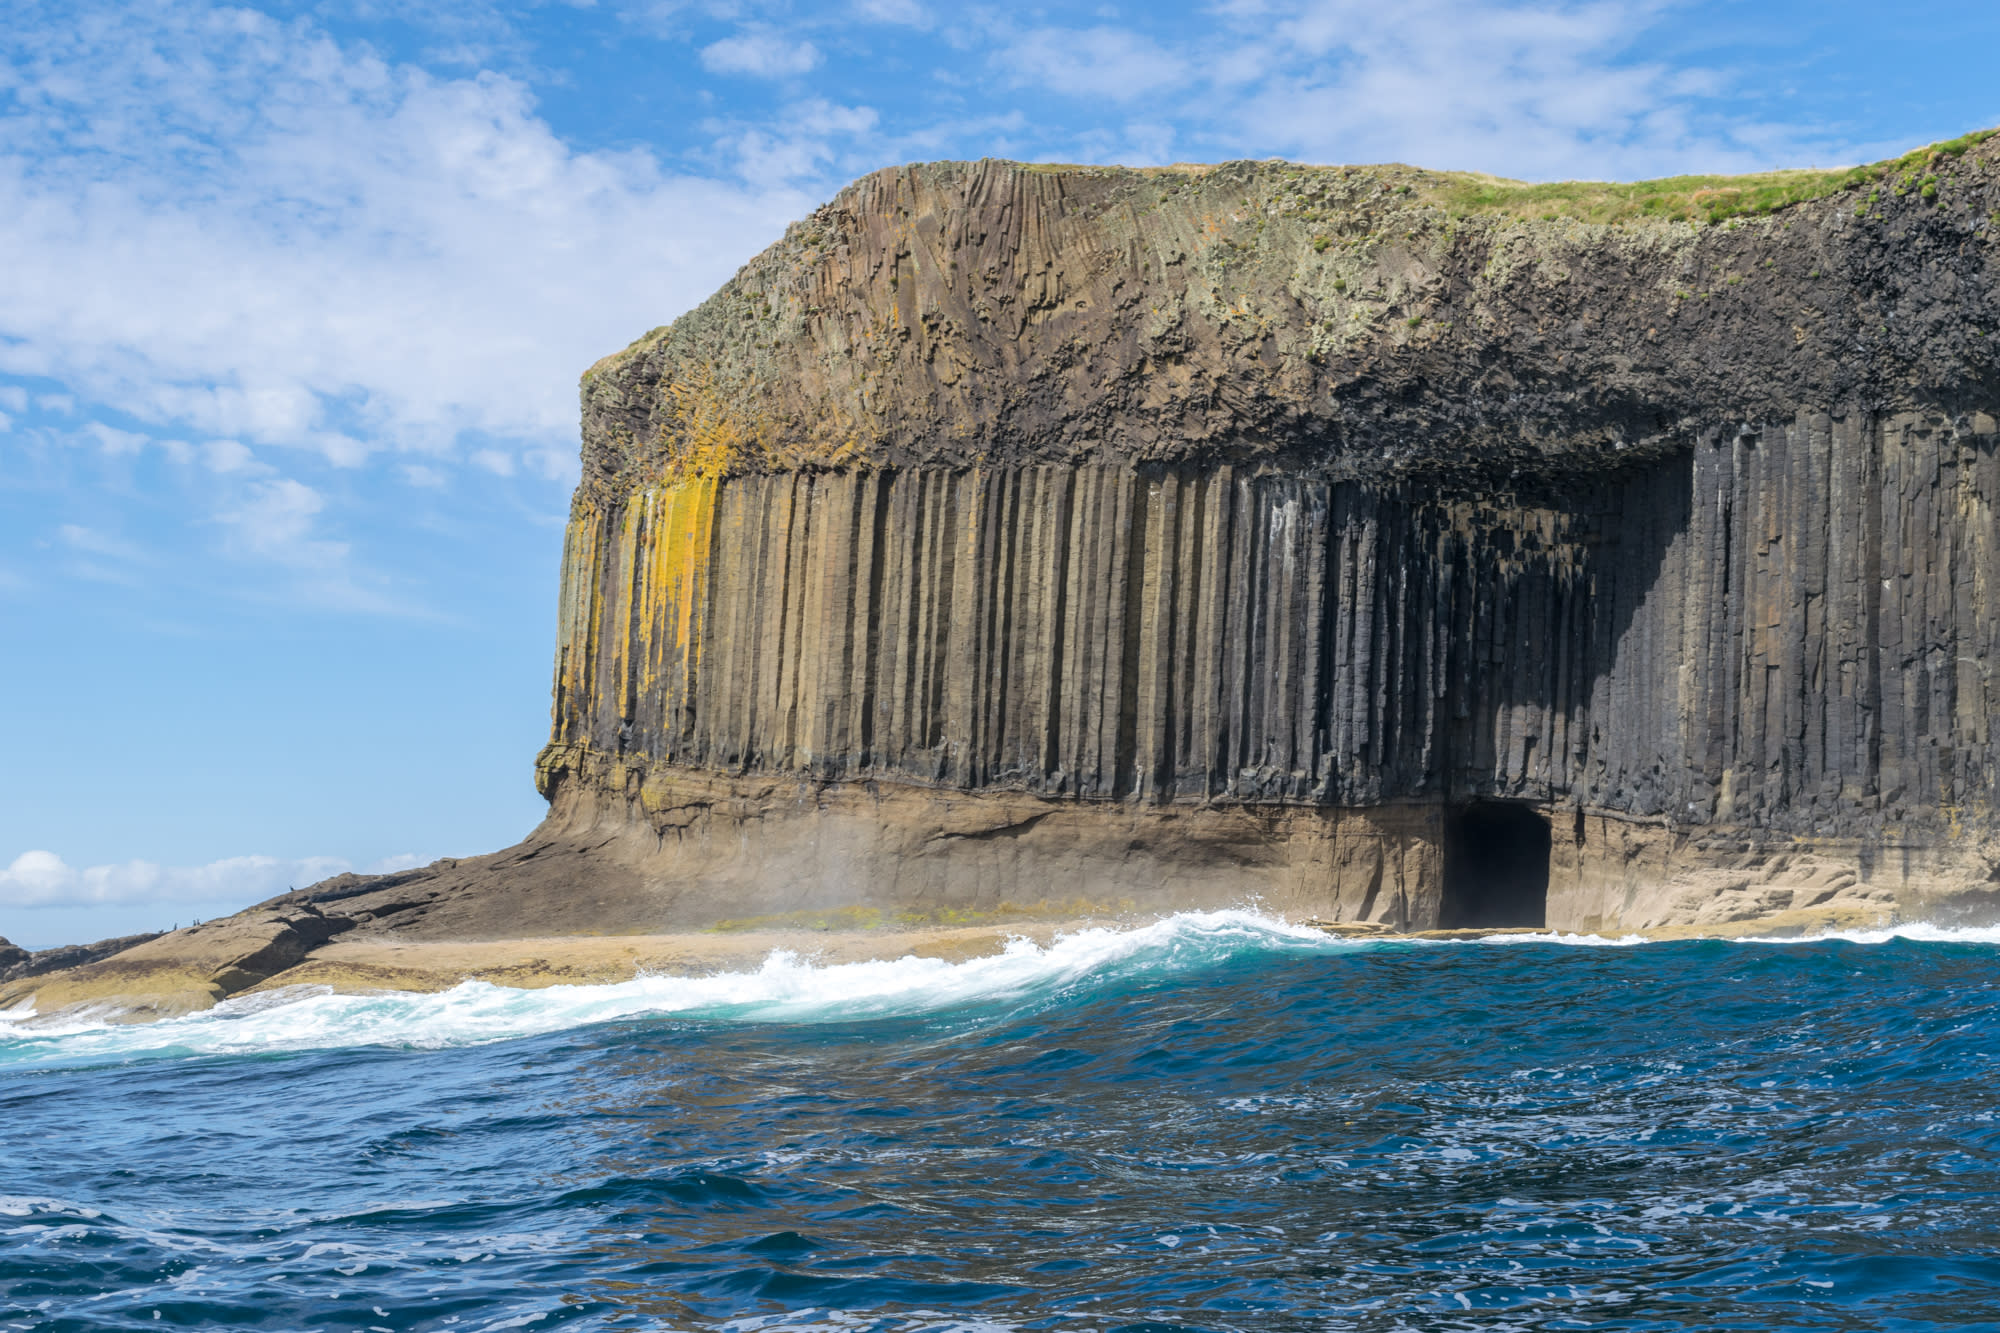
top-left (657, 361), bottom-right (867, 475)
top-left (662, 362), bottom-right (760, 477)
top-left (549, 477), bottom-right (725, 772)
top-left (635, 477), bottom-right (719, 749)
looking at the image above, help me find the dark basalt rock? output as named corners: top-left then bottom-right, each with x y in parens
top-left (578, 154), bottom-right (2000, 492)
top-left (542, 147), bottom-right (2000, 934)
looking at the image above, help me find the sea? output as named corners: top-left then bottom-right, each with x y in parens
top-left (3, 911), bottom-right (1998, 1331)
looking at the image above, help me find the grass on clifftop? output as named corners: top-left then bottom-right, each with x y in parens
top-left (1418, 128), bottom-right (1998, 226)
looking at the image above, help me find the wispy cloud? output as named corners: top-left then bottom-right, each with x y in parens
top-left (215, 479), bottom-right (344, 566)
top-left (985, 0), bottom-right (1855, 177)
top-left (0, 849), bottom-right (351, 908)
top-left (1216, 0), bottom-right (1749, 176)
top-left (58, 524), bottom-right (145, 562)
top-left (706, 98), bottom-right (882, 180)
top-left (853, 0), bottom-right (929, 26)
top-left (1001, 26), bottom-right (1189, 102)
top-left (701, 28), bottom-right (823, 77)
top-left (207, 474), bottom-right (417, 613)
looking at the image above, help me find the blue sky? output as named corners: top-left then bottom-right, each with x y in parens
top-left (3, 0), bottom-right (1998, 949)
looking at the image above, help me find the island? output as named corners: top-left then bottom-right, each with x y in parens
top-left (12, 135), bottom-right (2000, 1020)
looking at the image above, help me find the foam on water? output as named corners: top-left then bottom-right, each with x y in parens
top-left (3, 910), bottom-right (1996, 1069)
top-left (0, 910), bottom-right (1339, 1067)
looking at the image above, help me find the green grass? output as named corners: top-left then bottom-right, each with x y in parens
top-left (1416, 128), bottom-right (1997, 226)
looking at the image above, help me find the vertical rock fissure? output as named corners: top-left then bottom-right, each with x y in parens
top-left (546, 421), bottom-right (2000, 869)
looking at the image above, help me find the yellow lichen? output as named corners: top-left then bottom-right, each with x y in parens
top-left (662, 362), bottom-right (759, 477)
top-left (659, 361), bottom-right (867, 475)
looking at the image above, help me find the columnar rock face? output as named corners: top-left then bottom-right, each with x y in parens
top-left (536, 146), bottom-right (2000, 932)
top-left (544, 464), bottom-right (1692, 807)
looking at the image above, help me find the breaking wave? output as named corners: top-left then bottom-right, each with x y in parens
top-left (3, 910), bottom-right (1997, 1069)
top-left (7, 907), bottom-right (2000, 1330)
top-left (0, 911), bottom-right (1337, 1067)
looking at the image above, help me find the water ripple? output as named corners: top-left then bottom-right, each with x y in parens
top-left (3, 914), bottom-right (1999, 1329)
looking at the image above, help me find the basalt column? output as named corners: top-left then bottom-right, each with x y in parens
top-left (535, 459), bottom-right (1698, 927)
top-left (534, 148), bottom-right (2000, 932)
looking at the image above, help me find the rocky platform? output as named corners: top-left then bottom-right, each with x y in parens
top-left (14, 137), bottom-right (2000, 1021)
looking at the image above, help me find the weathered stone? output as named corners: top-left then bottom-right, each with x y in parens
top-left (535, 150), bottom-right (2000, 933)
top-left (0, 913), bottom-right (349, 1022)
top-left (0, 931), bottom-right (163, 986)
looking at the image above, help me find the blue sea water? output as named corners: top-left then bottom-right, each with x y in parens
top-left (3, 912), bottom-right (1999, 1331)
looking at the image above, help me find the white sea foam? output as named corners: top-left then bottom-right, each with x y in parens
top-left (2, 910), bottom-right (1994, 1068)
top-left (1471, 922), bottom-right (2000, 947)
top-left (1733, 921), bottom-right (2000, 946)
top-left (0, 910), bottom-right (1338, 1067)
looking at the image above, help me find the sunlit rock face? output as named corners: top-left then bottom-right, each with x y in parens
top-left (539, 150), bottom-right (2000, 934)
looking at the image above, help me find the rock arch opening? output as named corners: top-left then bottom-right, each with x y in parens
top-left (1440, 802), bottom-right (1550, 929)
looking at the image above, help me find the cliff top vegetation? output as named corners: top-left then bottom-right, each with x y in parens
top-left (1015, 128), bottom-right (1999, 227)
top-left (1417, 128), bottom-right (1999, 226)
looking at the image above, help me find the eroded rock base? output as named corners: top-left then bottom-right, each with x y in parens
top-left (8, 768), bottom-right (1997, 1026)
top-left (549, 765), bottom-right (1994, 937)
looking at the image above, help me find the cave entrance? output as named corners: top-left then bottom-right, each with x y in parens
top-left (1440, 802), bottom-right (1550, 929)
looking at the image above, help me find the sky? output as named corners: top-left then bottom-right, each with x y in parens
top-left (3, 0), bottom-right (1998, 949)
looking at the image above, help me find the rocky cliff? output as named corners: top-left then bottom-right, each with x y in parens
top-left (540, 137), bottom-right (2000, 934)
top-left (14, 140), bottom-right (2000, 1023)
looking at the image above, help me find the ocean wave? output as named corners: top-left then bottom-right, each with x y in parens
top-left (0, 910), bottom-right (1341, 1067)
top-left (4, 910), bottom-right (1997, 1069)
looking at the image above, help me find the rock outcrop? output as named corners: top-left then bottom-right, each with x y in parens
top-left (0, 931), bottom-right (163, 985)
top-left (12, 139), bottom-right (2000, 1020)
top-left (532, 141), bottom-right (2000, 934)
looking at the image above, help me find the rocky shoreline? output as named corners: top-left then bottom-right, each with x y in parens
top-left (0, 884), bottom-right (1903, 1028)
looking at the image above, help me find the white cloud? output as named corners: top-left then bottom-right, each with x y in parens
top-left (855, 0), bottom-right (929, 25)
top-left (700, 29), bottom-right (823, 78)
top-left (216, 478), bottom-right (345, 568)
top-left (708, 99), bottom-right (882, 181)
top-left (201, 439), bottom-right (262, 474)
top-left (979, 2), bottom-right (1848, 181)
top-left (0, 849), bottom-right (350, 908)
top-left (1004, 26), bottom-right (1189, 101)
top-left (205, 472), bottom-right (419, 612)
top-left (0, 4), bottom-right (816, 470)
top-left (85, 422), bottom-right (149, 455)
top-left (1203, 0), bottom-right (1842, 178)
top-left (58, 524), bottom-right (144, 561)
